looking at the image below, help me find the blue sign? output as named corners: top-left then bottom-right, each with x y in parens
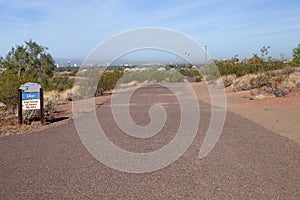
top-left (22, 92), bottom-right (40, 100)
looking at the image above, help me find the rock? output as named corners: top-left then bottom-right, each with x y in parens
top-left (249, 94), bottom-right (263, 100)
top-left (254, 94), bottom-right (263, 100)
top-left (273, 89), bottom-right (284, 97)
top-left (0, 102), bottom-right (5, 107)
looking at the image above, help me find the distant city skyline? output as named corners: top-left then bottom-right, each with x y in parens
top-left (0, 0), bottom-right (300, 60)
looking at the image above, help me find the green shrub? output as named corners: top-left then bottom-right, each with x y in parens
top-left (118, 68), bottom-right (190, 84)
top-left (0, 69), bottom-right (34, 110)
top-left (232, 74), bottom-right (258, 91)
top-left (249, 74), bottom-right (272, 89)
top-left (119, 71), bottom-right (149, 83)
top-left (195, 76), bottom-right (202, 82)
top-left (98, 69), bottom-right (124, 91)
top-left (217, 74), bottom-right (236, 88)
top-left (281, 66), bottom-right (295, 75)
top-left (178, 68), bottom-right (200, 77)
top-left (201, 65), bottom-right (221, 81)
top-left (168, 72), bottom-right (184, 82)
top-left (42, 75), bottom-right (74, 92)
top-left (149, 70), bottom-right (167, 82)
top-left (215, 59), bottom-right (288, 78)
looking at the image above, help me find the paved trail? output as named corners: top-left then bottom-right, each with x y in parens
top-left (1, 84), bottom-right (300, 199)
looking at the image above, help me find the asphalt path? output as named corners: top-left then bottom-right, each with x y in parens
top-left (1, 84), bottom-right (300, 199)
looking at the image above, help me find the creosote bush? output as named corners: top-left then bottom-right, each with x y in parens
top-left (232, 74), bottom-right (258, 92)
top-left (216, 74), bottom-right (236, 88)
top-left (249, 74), bottom-right (272, 89)
top-left (42, 75), bottom-right (74, 92)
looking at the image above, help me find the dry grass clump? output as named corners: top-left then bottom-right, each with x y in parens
top-left (47, 84), bottom-right (99, 102)
top-left (216, 74), bottom-right (236, 88)
top-left (43, 91), bottom-right (60, 121)
top-left (44, 91), bottom-right (60, 106)
top-left (195, 75), bottom-right (202, 82)
top-left (281, 75), bottom-right (300, 91)
top-left (23, 110), bottom-right (40, 123)
top-left (232, 74), bottom-right (258, 92)
top-left (71, 84), bottom-right (88, 100)
top-left (60, 88), bottom-right (73, 101)
top-left (116, 81), bottom-right (138, 89)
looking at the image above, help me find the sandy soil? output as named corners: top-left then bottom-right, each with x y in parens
top-left (191, 82), bottom-right (300, 144)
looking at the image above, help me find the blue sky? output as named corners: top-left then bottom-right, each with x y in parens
top-left (0, 0), bottom-right (300, 60)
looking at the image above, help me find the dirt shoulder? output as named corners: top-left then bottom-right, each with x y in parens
top-left (191, 82), bottom-right (300, 144)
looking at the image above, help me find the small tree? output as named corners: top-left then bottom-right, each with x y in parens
top-left (3, 40), bottom-right (55, 81)
top-left (0, 40), bottom-right (55, 111)
top-left (260, 45), bottom-right (270, 60)
top-left (292, 44), bottom-right (300, 64)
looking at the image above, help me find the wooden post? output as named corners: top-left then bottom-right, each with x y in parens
top-left (18, 89), bottom-right (22, 124)
top-left (40, 88), bottom-right (44, 124)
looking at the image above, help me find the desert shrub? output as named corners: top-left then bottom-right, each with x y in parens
top-left (97, 69), bottom-right (124, 92)
top-left (0, 69), bottom-right (34, 111)
top-left (149, 70), bottom-right (168, 82)
top-left (120, 69), bottom-right (187, 84)
top-left (195, 76), bottom-right (202, 82)
top-left (268, 70), bottom-right (282, 77)
top-left (23, 110), bottom-right (41, 124)
top-left (43, 91), bottom-right (60, 121)
top-left (119, 71), bottom-right (150, 83)
top-left (249, 74), bottom-right (272, 89)
top-left (44, 91), bottom-right (59, 111)
top-left (232, 74), bottom-right (258, 92)
top-left (215, 60), bottom-right (257, 77)
top-left (281, 66), bottom-right (295, 75)
top-left (73, 79), bottom-right (98, 100)
top-left (70, 85), bottom-right (84, 100)
top-left (271, 75), bottom-right (286, 88)
top-left (281, 76), bottom-right (300, 91)
top-left (42, 75), bottom-right (74, 92)
top-left (168, 72), bottom-right (184, 82)
top-left (232, 63), bottom-right (247, 77)
top-left (215, 60), bottom-right (243, 76)
top-left (60, 88), bottom-right (73, 101)
top-left (178, 67), bottom-right (201, 77)
top-left (201, 64), bottom-right (221, 81)
top-left (217, 74), bottom-right (236, 88)
top-left (262, 61), bottom-right (285, 72)
top-left (116, 81), bottom-right (138, 89)
top-left (215, 59), bottom-right (289, 78)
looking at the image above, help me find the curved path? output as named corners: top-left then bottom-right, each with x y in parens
top-left (1, 84), bottom-right (299, 199)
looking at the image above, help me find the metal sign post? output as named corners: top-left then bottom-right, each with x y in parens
top-left (18, 83), bottom-right (44, 124)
